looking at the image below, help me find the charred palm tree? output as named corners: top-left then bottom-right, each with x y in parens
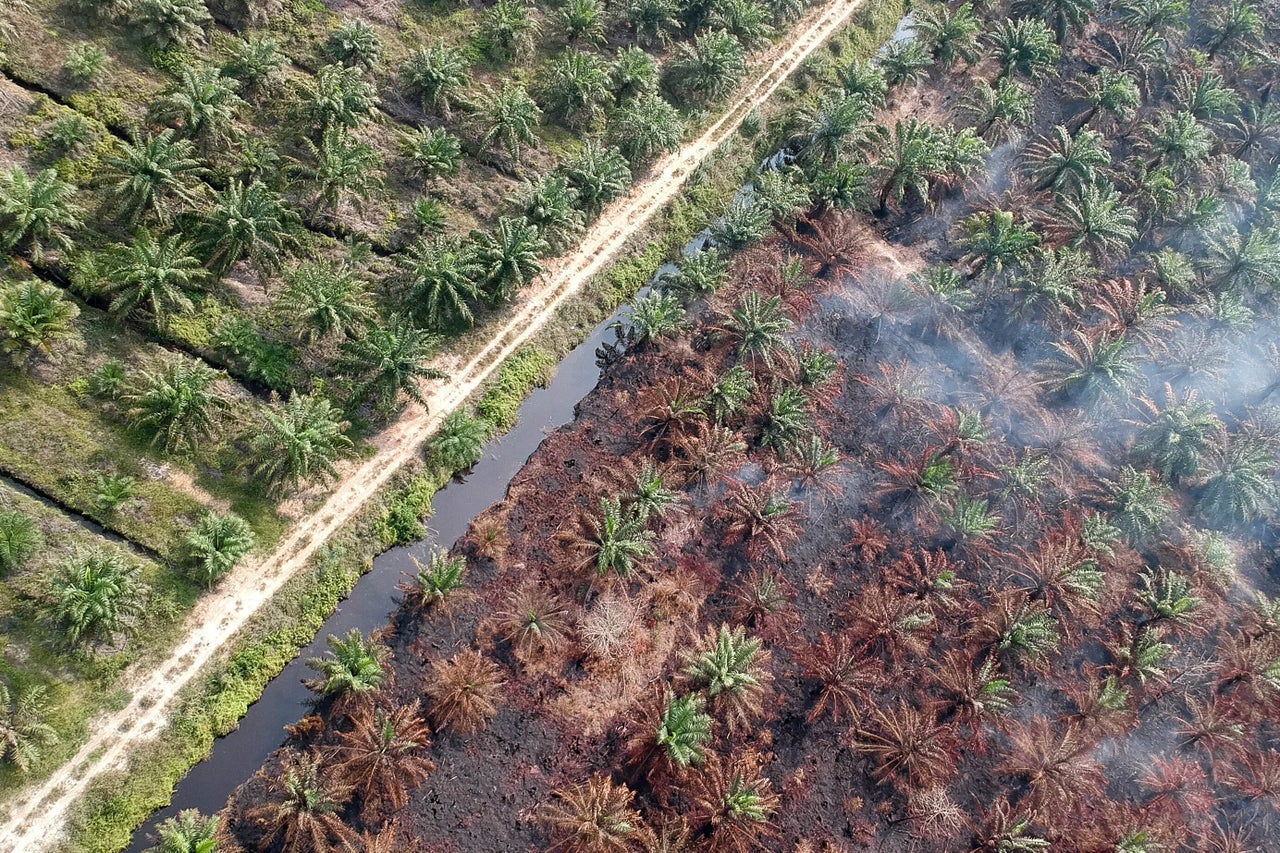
top-left (326, 698), bottom-right (434, 822)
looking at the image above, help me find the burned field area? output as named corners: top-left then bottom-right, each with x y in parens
top-left (219, 2), bottom-right (1280, 851)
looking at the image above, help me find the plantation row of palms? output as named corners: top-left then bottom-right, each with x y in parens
top-left (170, 0), bottom-right (1280, 850)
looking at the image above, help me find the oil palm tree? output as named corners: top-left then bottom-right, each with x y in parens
top-left (0, 509), bottom-right (42, 575)
top-left (836, 58), bottom-right (887, 107)
top-left (402, 236), bottom-right (481, 329)
top-left (537, 774), bottom-right (648, 852)
top-left (571, 496), bottom-right (655, 577)
top-left (874, 119), bottom-right (951, 212)
top-left (125, 356), bottom-right (227, 453)
top-left (703, 364), bottom-right (754, 424)
top-left (879, 39), bottom-right (932, 89)
top-left (1013, 0), bottom-right (1097, 43)
top-left (541, 49), bottom-right (613, 128)
top-left (960, 78), bottom-right (1034, 143)
top-left (1105, 465), bottom-right (1172, 546)
top-left (606, 93), bottom-right (684, 164)
top-left (288, 128), bottom-right (383, 218)
top-left (481, 0), bottom-right (539, 61)
top-left (988, 17), bottom-right (1061, 80)
top-left (183, 511), bottom-right (255, 588)
top-left (101, 230), bottom-right (204, 326)
top-left (723, 290), bottom-right (794, 367)
top-left (564, 142), bottom-right (631, 218)
top-left (296, 63), bottom-right (379, 137)
top-left (424, 648), bottom-right (504, 734)
top-left (198, 180), bottom-right (299, 278)
top-left (131, 0), bottom-right (211, 50)
top-left (627, 291), bottom-right (687, 347)
top-left (853, 702), bottom-right (959, 793)
top-left (336, 314), bottom-right (445, 413)
top-left (275, 260), bottom-right (375, 343)
top-left (153, 809), bottom-right (219, 853)
top-left (103, 130), bottom-right (206, 226)
top-left (797, 91), bottom-right (874, 166)
top-left (684, 624), bottom-right (772, 730)
top-left (913, 2), bottom-right (982, 69)
top-left (150, 65), bottom-right (244, 150)
top-left (0, 166), bottom-right (83, 261)
top-left (325, 18), bottom-right (381, 70)
top-left (1023, 125), bottom-right (1111, 195)
top-left (222, 36), bottom-right (284, 103)
top-left (554, 0), bottom-right (605, 45)
top-left (1048, 328), bottom-right (1140, 410)
top-left (0, 681), bottom-right (57, 773)
top-left (1200, 0), bottom-right (1263, 60)
top-left (667, 29), bottom-right (746, 104)
top-left (305, 628), bottom-right (386, 697)
top-left (1142, 110), bottom-right (1214, 178)
top-left (1202, 223), bottom-right (1280, 293)
top-left (1197, 436), bottom-right (1278, 528)
top-left (958, 209), bottom-right (1040, 278)
top-left (0, 279), bottom-right (79, 363)
top-left (48, 548), bottom-right (147, 649)
top-left (475, 83), bottom-right (542, 163)
top-left (659, 248), bottom-right (727, 300)
top-left (428, 409), bottom-right (490, 471)
top-left (249, 752), bottom-right (356, 853)
top-left (404, 549), bottom-right (467, 614)
top-left (609, 47), bottom-right (658, 102)
top-left (619, 0), bottom-right (679, 46)
top-left (1132, 387), bottom-right (1220, 482)
top-left (496, 586), bottom-right (571, 658)
top-left (758, 385), bottom-right (810, 458)
top-left (1050, 179), bottom-right (1138, 258)
top-left (326, 699), bottom-right (434, 820)
top-left (517, 175), bottom-right (585, 253)
top-left (403, 41), bottom-right (468, 119)
top-left (400, 126), bottom-right (463, 181)
top-left (472, 216), bottom-right (547, 305)
top-left (251, 392), bottom-right (352, 494)
top-left (1068, 68), bottom-right (1141, 133)
top-left (688, 751), bottom-right (780, 852)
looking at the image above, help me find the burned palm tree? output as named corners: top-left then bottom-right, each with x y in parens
top-left (795, 630), bottom-right (882, 725)
top-left (717, 482), bottom-right (800, 561)
top-left (687, 751), bottom-right (780, 853)
top-left (853, 701), bottom-right (960, 795)
top-left (247, 751), bottom-right (356, 853)
top-left (1003, 718), bottom-right (1105, 815)
top-left (423, 648), bottom-right (504, 735)
top-left (325, 698), bottom-right (434, 822)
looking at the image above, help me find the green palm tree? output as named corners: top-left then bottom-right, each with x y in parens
top-left (428, 409), bottom-right (491, 471)
top-left (958, 209), bottom-right (1040, 277)
top-left (725, 290), bottom-right (793, 367)
top-left (326, 18), bottom-right (382, 70)
top-left (710, 197), bottom-right (770, 250)
top-left (305, 628), bottom-right (386, 697)
top-left (1171, 69), bottom-right (1239, 123)
top-left (275, 261), bottom-right (375, 342)
top-left (1133, 388), bottom-right (1218, 481)
top-left (564, 142), bottom-right (631, 218)
top-left (475, 83), bottom-right (542, 163)
top-left (126, 356), bottom-right (227, 453)
top-left (1142, 110), bottom-right (1213, 178)
top-left (472, 217), bottom-right (547, 305)
top-left (296, 63), bottom-right (379, 136)
top-left (0, 681), bottom-right (58, 773)
top-left (1227, 102), bottom-right (1280, 160)
top-left (517, 175), bottom-right (585, 253)
top-left (402, 237), bottom-right (482, 329)
top-left (1202, 224), bottom-right (1280, 293)
top-left (1049, 329), bottom-right (1140, 409)
top-left (481, 0), bottom-right (539, 61)
top-left (706, 0), bottom-right (773, 50)
top-left (0, 509), bottom-right (42, 575)
top-left (654, 691), bottom-right (712, 768)
top-left (879, 39), bottom-right (932, 89)
top-left (223, 36), bottom-right (284, 103)
top-left (251, 392), bottom-right (352, 494)
top-left (874, 119), bottom-right (950, 212)
top-left (150, 65), bottom-right (244, 150)
top-left (1013, 0), bottom-right (1097, 43)
top-left (0, 166), bottom-right (83, 261)
top-left (337, 314), bottom-right (444, 413)
top-left (541, 49), bottom-right (613, 128)
top-left (400, 127), bottom-right (463, 181)
top-left (1105, 465), bottom-right (1171, 546)
top-left (406, 550), bottom-right (467, 611)
top-left (198, 180), bottom-right (299, 278)
top-left (1201, 0), bottom-right (1262, 60)
top-left (660, 248), bottom-right (727, 300)
top-left (1068, 67), bottom-right (1141, 133)
top-left (288, 128), bottom-right (383, 217)
top-left (988, 17), bottom-right (1061, 79)
top-left (154, 809), bottom-right (219, 853)
top-left (131, 0), bottom-right (211, 50)
top-left (101, 230), bottom-right (204, 326)
top-left (627, 291), bottom-right (687, 346)
top-left (578, 495), bottom-right (654, 576)
top-left (704, 364), bottom-right (755, 424)
top-left (1051, 179), bottom-right (1138, 258)
top-left (553, 0), bottom-right (605, 45)
top-left (1198, 437), bottom-right (1277, 528)
top-left (684, 624), bottom-right (769, 725)
top-left (960, 78), bottom-right (1034, 143)
top-left (606, 93), bottom-right (684, 164)
top-left (836, 59), bottom-right (887, 107)
top-left (1023, 125), bottom-right (1111, 195)
top-left (618, 0), bottom-right (680, 47)
top-left (103, 130), bottom-right (206, 226)
top-left (48, 548), bottom-right (147, 648)
top-left (609, 46), bottom-right (659, 103)
top-left (667, 29), bottom-right (746, 104)
top-left (759, 385), bottom-right (810, 458)
top-left (183, 512), bottom-right (255, 588)
top-left (913, 2), bottom-right (982, 68)
top-left (0, 279), bottom-right (79, 363)
top-left (403, 41), bottom-right (468, 119)
top-left (798, 91), bottom-right (873, 166)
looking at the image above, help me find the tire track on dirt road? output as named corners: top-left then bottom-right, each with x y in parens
top-left (0, 1), bottom-right (869, 846)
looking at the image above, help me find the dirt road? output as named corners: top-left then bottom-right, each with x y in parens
top-left (0, 1), bottom-right (868, 846)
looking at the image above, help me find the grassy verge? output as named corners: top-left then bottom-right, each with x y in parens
top-left (56, 1), bottom-right (905, 848)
